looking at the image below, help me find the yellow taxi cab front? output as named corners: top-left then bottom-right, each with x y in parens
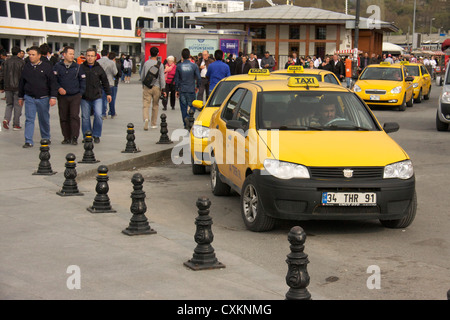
top-left (272, 65), bottom-right (341, 85)
top-left (402, 62), bottom-right (432, 103)
top-left (189, 69), bottom-right (288, 174)
top-left (208, 76), bottom-right (417, 232)
top-left (353, 62), bottom-right (415, 111)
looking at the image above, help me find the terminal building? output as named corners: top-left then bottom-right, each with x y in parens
top-left (190, 4), bottom-right (398, 68)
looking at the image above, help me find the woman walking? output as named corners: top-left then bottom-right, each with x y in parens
top-left (123, 55), bottom-right (132, 83)
top-left (163, 56), bottom-right (177, 110)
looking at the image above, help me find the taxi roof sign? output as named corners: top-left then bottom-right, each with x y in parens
top-left (288, 76), bottom-right (319, 88)
top-left (400, 61), bottom-right (410, 65)
top-left (380, 61), bottom-right (391, 65)
top-left (248, 68), bottom-right (270, 76)
top-left (286, 65), bottom-right (304, 73)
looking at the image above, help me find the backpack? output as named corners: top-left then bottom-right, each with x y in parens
top-left (143, 61), bottom-right (161, 89)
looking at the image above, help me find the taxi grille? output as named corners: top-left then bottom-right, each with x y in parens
top-left (309, 167), bottom-right (384, 179)
top-left (365, 89), bottom-right (387, 95)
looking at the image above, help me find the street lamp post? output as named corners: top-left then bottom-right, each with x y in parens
top-left (430, 17), bottom-right (435, 45)
top-left (78, 0), bottom-right (82, 56)
top-left (412, 0), bottom-right (417, 49)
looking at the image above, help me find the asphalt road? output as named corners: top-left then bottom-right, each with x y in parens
top-left (93, 84), bottom-right (450, 300)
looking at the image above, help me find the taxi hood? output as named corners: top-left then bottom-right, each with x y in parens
top-left (260, 131), bottom-right (409, 167)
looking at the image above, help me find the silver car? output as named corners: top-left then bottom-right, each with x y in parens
top-left (436, 61), bottom-right (450, 131)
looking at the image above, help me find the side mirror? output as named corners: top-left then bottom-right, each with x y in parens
top-left (383, 122), bottom-right (399, 133)
top-left (192, 100), bottom-right (204, 111)
top-left (405, 76), bottom-right (414, 82)
top-left (226, 120), bottom-right (244, 130)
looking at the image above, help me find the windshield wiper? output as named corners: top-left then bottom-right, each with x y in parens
top-left (326, 125), bottom-right (370, 131)
top-left (278, 126), bottom-right (323, 131)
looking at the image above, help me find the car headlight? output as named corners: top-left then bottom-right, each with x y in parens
top-left (263, 159), bottom-right (310, 179)
top-left (391, 86), bottom-right (402, 94)
top-left (192, 125), bottom-right (210, 139)
top-left (353, 84), bottom-right (361, 92)
top-left (383, 160), bottom-right (414, 180)
top-left (442, 91), bottom-right (450, 103)
top-left (413, 83), bottom-right (419, 88)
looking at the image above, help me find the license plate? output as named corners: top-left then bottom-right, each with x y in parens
top-left (322, 192), bottom-right (376, 206)
top-left (370, 95), bottom-right (380, 100)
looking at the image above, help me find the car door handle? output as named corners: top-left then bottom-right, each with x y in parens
top-left (216, 125), bottom-right (219, 129)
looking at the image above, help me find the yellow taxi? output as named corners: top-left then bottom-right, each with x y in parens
top-left (208, 76), bottom-right (417, 232)
top-left (353, 62), bottom-right (415, 111)
top-left (190, 69), bottom-right (288, 174)
top-left (401, 61), bottom-right (432, 103)
top-left (272, 65), bottom-right (341, 84)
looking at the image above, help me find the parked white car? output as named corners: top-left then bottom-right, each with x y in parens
top-left (436, 62), bottom-right (450, 131)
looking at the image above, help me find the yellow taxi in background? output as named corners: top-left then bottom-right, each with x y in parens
top-left (208, 77), bottom-right (416, 232)
top-left (353, 62), bottom-right (414, 111)
top-left (402, 61), bottom-right (432, 103)
top-left (272, 65), bottom-right (341, 84)
top-left (190, 69), bottom-right (288, 174)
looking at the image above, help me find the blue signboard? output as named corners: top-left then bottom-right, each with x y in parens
top-left (220, 39), bottom-right (240, 58)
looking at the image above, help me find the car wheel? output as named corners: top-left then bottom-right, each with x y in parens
top-left (423, 86), bottom-right (431, 100)
top-left (406, 95), bottom-right (414, 108)
top-left (240, 174), bottom-right (275, 232)
top-left (436, 111), bottom-right (449, 131)
top-left (398, 95), bottom-right (407, 111)
top-left (380, 191), bottom-right (417, 229)
top-left (210, 161), bottom-right (230, 196)
top-left (191, 156), bottom-right (206, 175)
top-left (414, 89), bottom-right (422, 103)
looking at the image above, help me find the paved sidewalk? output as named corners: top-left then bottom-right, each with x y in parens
top-left (0, 74), bottom-right (322, 300)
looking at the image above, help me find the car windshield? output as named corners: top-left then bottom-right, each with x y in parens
top-left (360, 67), bottom-right (403, 81)
top-left (258, 91), bottom-right (379, 131)
top-left (405, 66), bottom-right (420, 77)
top-left (206, 81), bottom-right (245, 107)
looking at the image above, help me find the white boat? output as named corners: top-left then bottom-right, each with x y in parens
top-left (0, 0), bottom-right (244, 56)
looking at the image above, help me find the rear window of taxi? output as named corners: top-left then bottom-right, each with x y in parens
top-left (257, 91), bottom-right (380, 131)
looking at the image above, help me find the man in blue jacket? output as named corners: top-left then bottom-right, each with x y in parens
top-left (174, 48), bottom-right (200, 128)
top-left (54, 46), bottom-right (86, 145)
top-left (206, 50), bottom-right (230, 93)
top-left (18, 46), bottom-right (58, 148)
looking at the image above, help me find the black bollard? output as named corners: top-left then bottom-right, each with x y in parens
top-left (184, 196), bottom-right (225, 271)
top-left (56, 153), bottom-right (83, 196)
top-left (156, 113), bottom-right (173, 144)
top-left (122, 123), bottom-right (141, 153)
top-left (122, 173), bottom-right (156, 236)
top-left (87, 165), bottom-right (116, 213)
top-left (285, 226), bottom-right (311, 300)
top-left (185, 108), bottom-right (195, 131)
top-left (33, 139), bottom-right (56, 175)
top-left (79, 131), bottom-right (99, 163)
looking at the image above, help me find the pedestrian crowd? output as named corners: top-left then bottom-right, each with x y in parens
top-left (1, 43), bottom-right (441, 147)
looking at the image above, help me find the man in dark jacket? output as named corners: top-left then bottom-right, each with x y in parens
top-left (54, 46), bottom-right (86, 145)
top-left (235, 55), bottom-right (251, 75)
top-left (196, 50), bottom-right (215, 102)
top-left (80, 48), bottom-right (111, 143)
top-left (331, 54), bottom-right (345, 83)
top-left (1, 46), bottom-right (25, 130)
top-left (18, 46), bottom-right (58, 148)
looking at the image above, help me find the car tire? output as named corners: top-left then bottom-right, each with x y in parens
top-left (414, 88), bottom-right (422, 103)
top-left (380, 191), bottom-right (417, 229)
top-left (210, 161), bottom-right (230, 196)
top-left (406, 95), bottom-right (414, 108)
top-left (436, 111), bottom-right (449, 131)
top-left (398, 95), bottom-right (407, 111)
top-left (240, 174), bottom-right (275, 232)
top-left (191, 156), bottom-right (206, 175)
top-left (423, 86), bottom-right (431, 100)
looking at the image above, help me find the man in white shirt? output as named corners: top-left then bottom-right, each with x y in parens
top-left (196, 50), bottom-right (214, 102)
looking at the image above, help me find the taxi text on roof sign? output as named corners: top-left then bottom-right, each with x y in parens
top-left (288, 76), bottom-right (319, 87)
top-left (380, 61), bottom-right (391, 65)
top-left (248, 68), bottom-right (270, 75)
top-left (286, 65), bottom-right (304, 73)
top-left (400, 61), bottom-right (410, 65)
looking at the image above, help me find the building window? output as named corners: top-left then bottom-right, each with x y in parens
top-left (45, 7), bottom-right (59, 23)
top-left (60, 9), bottom-right (72, 25)
top-left (289, 26), bottom-right (300, 40)
top-left (171, 17), bottom-right (175, 28)
top-left (101, 15), bottom-right (111, 28)
top-left (89, 13), bottom-right (99, 27)
top-left (184, 16), bottom-right (190, 29)
top-left (28, 4), bottom-right (43, 21)
top-left (316, 26), bottom-right (327, 40)
top-left (250, 26), bottom-right (266, 39)
top-left (9, 1), bottom-right (26, 19)
top-left (177, 16), bottom-right (183, 28)
top-left (124, 17), bottom-right (132, 30)
top-left (252, 42), bottom-right (266, 58)
top-left (164, 17), bottom-right (169, 28)
top-left (0, 1), bottom-right (7, 17)
top-left (112, 16), bottom-right (122, 29)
